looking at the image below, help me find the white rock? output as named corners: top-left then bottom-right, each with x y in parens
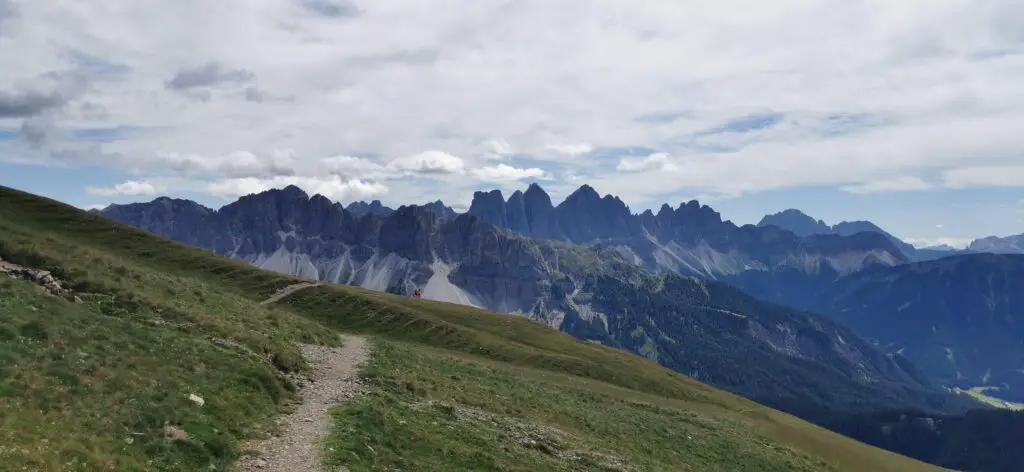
top-left (188, 393), bottom-right (205, 407)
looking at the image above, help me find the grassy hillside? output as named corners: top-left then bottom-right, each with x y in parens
top-left (0, 185), bottom-right (945, 471)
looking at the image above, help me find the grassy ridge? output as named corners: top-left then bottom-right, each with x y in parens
top-left (0, 185), bottom-right (944, 471)
top-left (0, 193), bottom-right (338, 470)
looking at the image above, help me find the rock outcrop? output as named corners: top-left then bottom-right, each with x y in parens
top-left (0, 257), bottom-right (80, 302)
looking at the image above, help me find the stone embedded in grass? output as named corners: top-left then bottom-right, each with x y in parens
top-left (188, 393), bottom-right (205, 407)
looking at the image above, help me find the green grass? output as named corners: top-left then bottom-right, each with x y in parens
top-left (0, 189), bottom-right (338, 471)
top-left (326, 340), bottom-right (830, 471)
top-left (0, 185), bottom-right (947, 471)
top-left (951, 387), bottom-right (1024, 411)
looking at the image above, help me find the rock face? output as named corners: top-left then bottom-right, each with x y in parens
top-left (468, 185), bottom-right (907, 279)
top-left (345, 200), bottom-right (394, 219)
top-left (98, 186), bottom-right (969, 416)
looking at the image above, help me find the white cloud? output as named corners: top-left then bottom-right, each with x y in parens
top-left (143, 149), bottom-right (297, 179)
top-left (943, 166), bottom-right (1024, 189)
top-left (206, 175), bottom-right (387, 201)
top-left (321, 155), bottom-right (391, 179)
top-left (839, 176), bottom-right (932, 194)
top-left (2, 0), bottom-right (1024, 211)
top-left (545, 144), bottom-right (594, 157)
top-left (85, 180), bottom-right (158, 197)
top-left (469, 164), bottom-right (547, 182)
top-left (386, 150), bottom-right (466, 175)
top-left (616, 153), bottom-right (680, 173)
top-left (483, 139), bottom-right (513, 160)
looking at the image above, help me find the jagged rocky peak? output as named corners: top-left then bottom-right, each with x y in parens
top-left (561, 184), bottom-right (602, 204)
top-left (672, 199), bottom-right (723, 226)
top-left (418, 200), bottom-right (456, 219)
top-left (467, 189), bottom-right (508, 226)
top-left (524, 182), bottom-right (550, 199)
top-left (346, 199), bottom-right (394, 218)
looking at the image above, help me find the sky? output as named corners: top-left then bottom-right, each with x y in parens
top-left (1, 0), bottom-right (1023, 249)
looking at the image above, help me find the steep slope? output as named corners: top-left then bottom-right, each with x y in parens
top-left (813, 254), bottom-right (1024, 402)
top-left (96, 186), bottom-right (969, 419)
top-left (468, 184), bottom-right (907, 279)
top-left (0, 184), bottom-right (950, 471)
top-left (819, 408), bottom-right (1024, 472)
top-left (735, 251), bottom-right (1024, 403)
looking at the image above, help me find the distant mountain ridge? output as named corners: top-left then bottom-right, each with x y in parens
top-left (468, 184), bottom-right (907, 280)
top-left (969, 233), bottom-right (1024, 254)
top-left (734, 251), bottom-right (1024, 403)
top-left (817, 253), bottom-right (1024, 401)
top-left (757, 209), bottom-right (938, 261)
top-left (345, 199), bottom-right (393, 218)
top-left (97, 185), bottom-right (970, 417)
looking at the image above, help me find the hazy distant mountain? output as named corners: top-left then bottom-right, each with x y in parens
top-left (969, 233), bottom-right (1024, 254)
top-left (741, 252), bottom-right (1024, 402)
top-left (98, 185), bottom-right (966, 417)
top-left (757, 209), bottom-right (932, 260)
top-left (757, 208), bottom-right (832, 236)
top-left (921, 244), bottom-right (962, 252)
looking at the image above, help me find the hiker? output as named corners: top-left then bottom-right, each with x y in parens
top-left (413, 288), bottom-right (423, 298)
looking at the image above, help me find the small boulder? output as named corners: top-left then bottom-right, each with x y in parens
top-left (188, 393), bottom-right (205, 407)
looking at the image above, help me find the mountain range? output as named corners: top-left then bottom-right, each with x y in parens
top-left (968, 233), bottom-right (1024, 254)
top-left (467, 184), bottom-right (907, 279)
top-left (97, 185), bottom-right (974, 419)
top-left (97, 185), bottom-right (1024, 405)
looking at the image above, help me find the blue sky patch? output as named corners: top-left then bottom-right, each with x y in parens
top-left (71, 125), bottom-right (143, 142)
top-left (700, 112), bottom-right (784, 135)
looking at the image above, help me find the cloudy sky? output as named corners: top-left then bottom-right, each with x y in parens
top-left (1, 0), bottom-right (1023, 247)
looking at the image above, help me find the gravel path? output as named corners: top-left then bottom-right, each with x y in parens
top-left (235, 334), bottom-right (369, 472)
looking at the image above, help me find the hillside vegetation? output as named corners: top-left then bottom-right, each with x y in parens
top-left (0, 185), bottom-right (944, 471)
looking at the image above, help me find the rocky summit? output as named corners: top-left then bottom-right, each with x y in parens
top-left (468, 184), bottom-right (907, 279)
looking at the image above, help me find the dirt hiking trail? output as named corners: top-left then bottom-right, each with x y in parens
top-left (237, 282), bottom-right (368, 471)
top-left (259, 281), bottom-right (321, 306)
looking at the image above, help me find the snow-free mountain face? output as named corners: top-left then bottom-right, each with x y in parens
top-left (815, 254), bottom-right (1024, 402)
top-left (757, 209), bottom-right (832, 237)
top-left (345, 200), bottom-right (394, 219)
top-left (968, 233), bottom-right (1024, 254)
top-left (469, 185), bottom-right (907, 280)
top-left (97, 185), bottom-right (968, 417)
top-left (757, 209), bottom-right (932, 261)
